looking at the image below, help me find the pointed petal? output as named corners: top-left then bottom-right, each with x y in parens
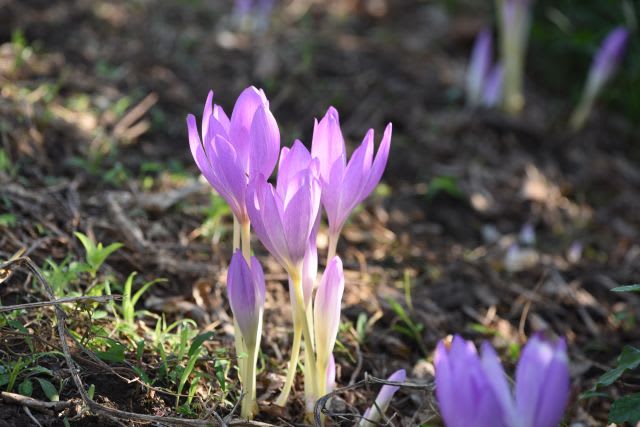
top-left (213, 104), bottom-right (230, 134)
top-left (481, 342), bottom-right (517, 425)
top-left (313, 256), bottom-right (344, 365)
top-left (205, 135), bottom-right (247, 221)
top-left (283, 179), bottom-right (317, 265)
top-left (230, 86), bottom-right (267, 167)
top-left (187, 114), bottom-right (217, 188)
top-left (202, 90), bottom-right (214, 138)
top-left (276, 140), bottom-right (313, 200)
top-left (249, 104), bottom-right (280, 180)
top-left (311, 106), bottom-right (346, 184)
top-left (362, 123), bottom-right (392, 197)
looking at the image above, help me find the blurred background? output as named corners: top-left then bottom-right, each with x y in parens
top-left (1, 0), bottom-right (639, 425)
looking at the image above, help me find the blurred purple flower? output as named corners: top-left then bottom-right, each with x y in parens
top-left (234, 0), bottom-right (275, 33)
top-left (435, 334), bottom-right (570, 427)
top-left (360, 369), bottom-right (406, 427)
top-left (590, 27), bottom-right (629, 90)
top-left (466, 29), bottom-right (493, 106)
top-left (571, 27), bottom-right (629, 129)
top-left (247, 141), bottom-right (321, 273)
top-left (227, 250), bottom-right (265, 349)
top-left (311, 107), bottom-right (392, 258)
top-left (482, 63), bottom-right (504, 108)
top-left (187, 87), bottom-right (280, 224)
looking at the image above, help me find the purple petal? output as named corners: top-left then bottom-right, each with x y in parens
top-left (482, 64), bottom-right (504, 108)
top-left (213, 104), bottom-right (231, 134)
top-left (480, 342), bottom-right (517, 425)
top-left (187, 114), bottom-right (215, 185)
top-left (589, 27), bottom-right (629, 92)
top-left (227, 251), bottom-right (264, 348)
top-left (302, 218), bottom-right (319, 308)
top-left (247, 176), bottom-right (289, 268)
top-left (276, 140), bottom-right (313, 201)
top-left (202, 90), bottom-right (214, 139)
top-left (311, 107), bottom-right (346, 185)
top-left (204, 134), bottom-right (247, 222)
top-left (362, 123), bottom-right (392, 198)
top-left (230, 86), bottom-right (268, 168)
top-left (330, 130), bottom-right (374, 232)
top-left (249, 104), bottom-right (280, 180)
top-left (361, 369), bottom-right (406, 426)
top-left (282, 173), bottom-right (321, 266)
top-left (516, 336), bottom-right (569, 427)
top-left (466, 29), bottom-right (493, 106)
top-left (434, 336), bottom-right (505, 427)
top-left (313, 256), bottom-right (344, 360)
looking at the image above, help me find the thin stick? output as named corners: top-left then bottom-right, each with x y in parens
top-left (0, 295), bottom-right (120, 313)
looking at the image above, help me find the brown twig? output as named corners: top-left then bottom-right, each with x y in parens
top-left (313, 372), bottom-right (433, 426)
top-left (0, 295), bottom-right (121, 313)
top-left (0, 391), bottom-right (74, 414)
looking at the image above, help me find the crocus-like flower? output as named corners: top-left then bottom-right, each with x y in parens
top-left (497, 0), bottom-right (534, 114)
top-left (360, 369), bottom-right (407, 427)
top-left (233, 0), bottom-right (275, 33)
top-left (227, 250), bottom-right (266, 418)
top-left (247, 140), bottom-right (321, 274)
top-left (187, 87), bottom-right (280, 224)
top-left (570, 27), bottom-right (629, 130)
top-left (482, 63), bottom-right (504, 108)
top-left (435, 334), bottom-right (570, 427)
top-left (466, 29), bottom-right (493, 106)
top-left (314, 256), bottom-right (345, 397)
top-left (311, 107), bottom-right (392, 260)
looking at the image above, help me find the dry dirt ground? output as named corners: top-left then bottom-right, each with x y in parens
top-left (1, 0), bottom-right (639, 425)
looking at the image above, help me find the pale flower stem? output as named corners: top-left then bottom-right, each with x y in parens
top-left (276, 324), bottom-right (302, 405)
top-left (327, 231), bottom-right (339, 265)
top-left (240, 220), bottom-right (251, 262)
top-left (233, 216), bottom-right (241, 252)
top-left (234, 319), bottom-right (247, 387)
top-left (570, 94), bottom-right (595, 131)
top-left (241, 342), bottom-right (257, 419)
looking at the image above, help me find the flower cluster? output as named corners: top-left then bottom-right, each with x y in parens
top-left (187, 87), bottom-right (391, 418)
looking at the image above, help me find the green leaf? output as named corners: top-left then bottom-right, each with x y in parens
top-left (579, 390), bottom-right (611, 400)
top-left (95, 342), bottom-right (126, 363)
top-left (18, 378), bottom-right (33, 396)
top-left (36, 378), bottom-right (59, 402)
top-left (609, 393), bottom-right (640, 424)
top-left (188, 332), bottom-right (215, 358)
top-left (611, 284), bottom-right (640, 293)
top-left (596, 346), bottom-right (640, 388)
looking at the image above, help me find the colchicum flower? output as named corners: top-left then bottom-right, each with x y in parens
top-left (570, 27), bottom-right (629, 130)
top-left (360, 369), bottom-right (407, 427)
top-left (187, 87), bottom-right (280, 227)
top-left (466, 29), bottom-right (493, 106)
top-left (435, 334), bottom-right (570, 427)
top-left (482, 63), bottom-right (504, 108)
top-left (497, 0), bottom-right (534, 114)
top-left (311, 107), bottom-right (392, 261)
top-left (313, 256), bottom-right (344, 399)
top-left (247, 140), bottom-right (322, 405)
top-left (227, 251), bottom-right (266, 419)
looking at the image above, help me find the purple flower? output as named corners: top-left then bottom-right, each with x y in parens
top-left (482, 63), bottom-right (504, 108)
top-left (466, 29), bottom-right (493, 106)
top-left (314, 257), bottom-right (344, 386)
top-left (435, 336), bottom-right (505, 427)
top-left (227, 250), bottom-right (266, 349)
top-left (435, 334), bottom-right (570, 427)
top-left (310, 107), bottom-right (392, 254)
top-left (589, 27), bottom-right (629, 91)
top-left (360, 369), bottom-right (406, 427)
top-left (247, 141), bottom-right (321, 273)
top-left (187, 87), bottom-right (280, 224)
